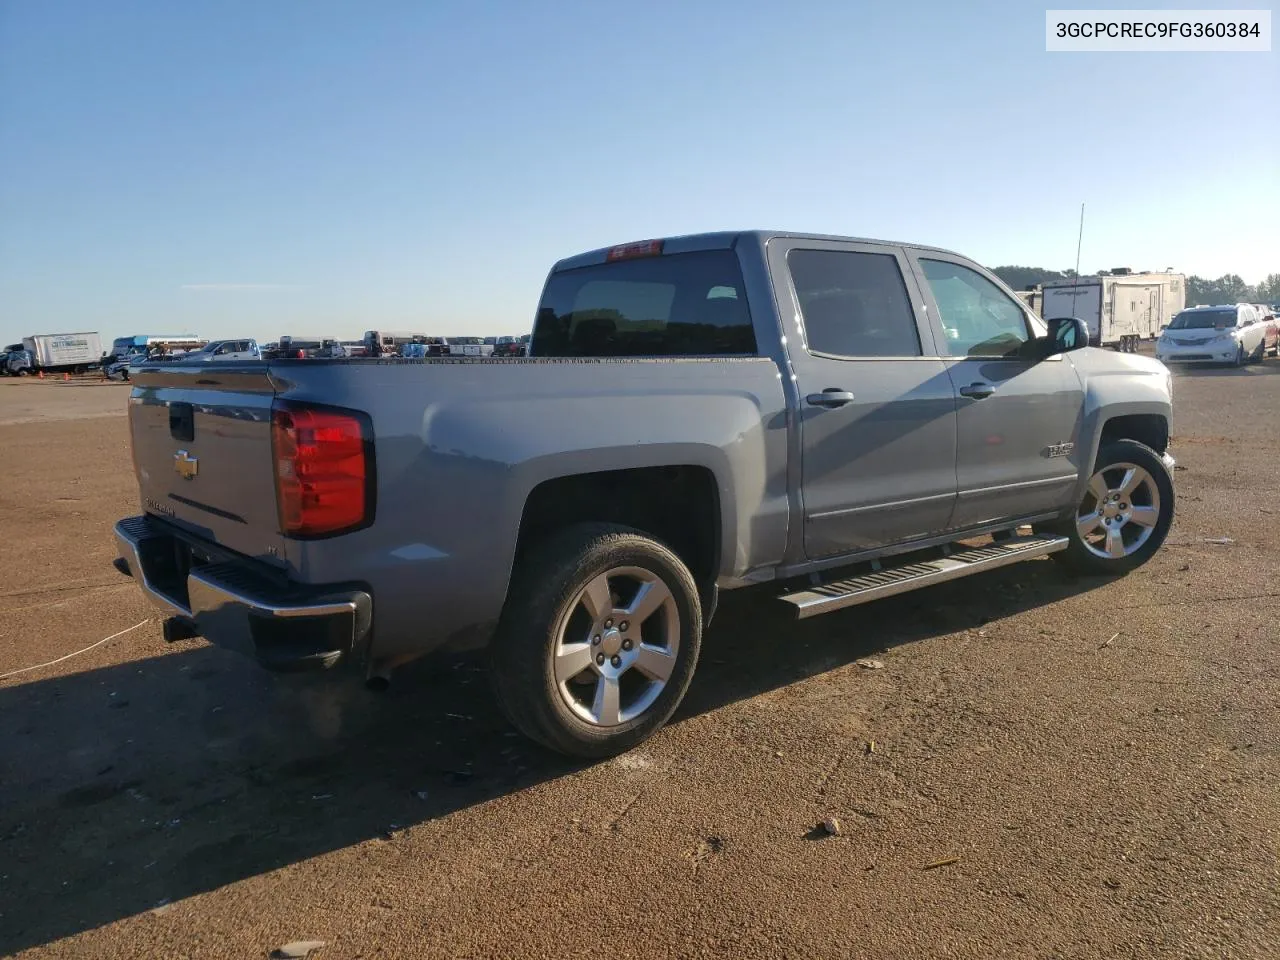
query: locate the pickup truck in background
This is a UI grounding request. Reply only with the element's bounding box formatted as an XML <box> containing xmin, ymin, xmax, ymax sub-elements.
<box><xmin>114</xmin><ymin>230</ymin><xmax>1176</xmax><ymax>757</ymax></box>
<box><xmin>184</xmin><ymin>339</ymin><xmax>262</xmax><ymax>362</ymax></box>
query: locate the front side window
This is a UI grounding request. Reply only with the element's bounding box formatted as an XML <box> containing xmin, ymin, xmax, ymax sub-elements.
<box><xmin>532</xmin><ymin>250</ymin><xmax>756</xmax><ymax>357</ymax></box>
<box><xmin>919</xmin><ymin>259</ymin><xmax>1032</xmax><ymax>358</ymax></box>
<box><xmin>787</xmin><ymin>249</ymin><xmax>922</xmax><ymax>358</ymax></box>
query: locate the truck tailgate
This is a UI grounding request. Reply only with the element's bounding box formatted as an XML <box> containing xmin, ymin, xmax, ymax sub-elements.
<box><xmin>128</xmin><ymin>365</ymin><xmax>287</xmax><ymax>565</ymax></box>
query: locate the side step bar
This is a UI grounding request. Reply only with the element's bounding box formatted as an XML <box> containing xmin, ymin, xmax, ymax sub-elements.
<box><xmin>778</xmin><ymin>534</ymin><xmax>1069</xmax><ymax>619</ymax></box>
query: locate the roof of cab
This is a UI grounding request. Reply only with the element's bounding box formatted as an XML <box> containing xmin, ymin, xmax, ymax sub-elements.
<box><xmin>551</xmin><ymin>230</ymin><xmax>967</xmax><ymax>273</ymax></box>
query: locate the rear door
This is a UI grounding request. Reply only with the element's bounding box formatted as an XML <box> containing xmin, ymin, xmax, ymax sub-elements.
<box><xmin>909</xmin><ymin>251</ymin><xmax>1084</xmax><ymax>529</ymax></box>
<box><xmin>767</xmin><ymin>239</ymin><xmax>959</xmax><ymax>559</ymax></box>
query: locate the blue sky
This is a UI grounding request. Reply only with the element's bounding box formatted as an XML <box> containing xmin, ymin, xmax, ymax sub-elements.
<box><xmin>1</xmin><ymin>0</ymin><xmax>1276</xmax><ymax>347</ymax></box>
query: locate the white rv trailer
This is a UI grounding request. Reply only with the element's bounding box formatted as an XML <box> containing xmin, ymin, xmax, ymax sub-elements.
<box><xmin>1040</xmin><ymin>270</ymin><xmax>1186</xmax><ymax>350</ymax></box>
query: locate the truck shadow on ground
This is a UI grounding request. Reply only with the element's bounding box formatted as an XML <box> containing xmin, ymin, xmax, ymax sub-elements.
<box><xmin>1170</xmin><ymin>361</ymin><xmax>1280</xmax><ymax>377</ymax></box>
<box><xmin>0</xmin><ymin>561</ymin><xmax>1099</xmax><ymax>953</ymax></box>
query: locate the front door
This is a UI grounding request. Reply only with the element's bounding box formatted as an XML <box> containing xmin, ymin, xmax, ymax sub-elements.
<box><xmin>767</xmin><ymin>239</ymin><xmax>959</xmax><ymax>559</ymax></box>
<box><xmin>908</xmin><ymin>252</ymin><xmax>1085</xmax><ymax>529</ymax></box>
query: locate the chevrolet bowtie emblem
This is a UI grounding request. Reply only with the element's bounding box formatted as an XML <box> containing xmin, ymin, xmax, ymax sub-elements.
<box><xmin>174</xmin><ymin>449</ymin><xmax>199</xmax><ymax>480</ymax></box>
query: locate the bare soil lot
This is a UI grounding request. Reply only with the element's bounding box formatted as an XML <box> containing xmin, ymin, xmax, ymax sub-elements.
<box><xmin>1</xmin><ymin>361</ymin><xmax>1276</xmax><ymax>959</ymax></box>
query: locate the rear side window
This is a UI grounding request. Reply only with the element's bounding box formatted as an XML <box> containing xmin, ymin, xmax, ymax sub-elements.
<box><xmin>788</xmin><ymin>250</ymin><xmax>922</xmax><ymax>358</ymax></box>
<box><xmin>532</xmin><ymin>250</ymin><xmax>757</xmax><ymax>357</ymax></box>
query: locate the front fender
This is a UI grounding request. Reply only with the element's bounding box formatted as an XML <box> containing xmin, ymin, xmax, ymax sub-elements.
<box><xmin>1069</xmin><ymin>349</ymin><xmax>1173</xmax><ymax>506</ymax></box>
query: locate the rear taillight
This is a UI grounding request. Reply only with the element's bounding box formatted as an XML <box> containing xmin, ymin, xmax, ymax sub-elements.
<box><xmin>271</xmin><ymin>402</ymin><xmax>373</xmax><ymax>538</ymax></box>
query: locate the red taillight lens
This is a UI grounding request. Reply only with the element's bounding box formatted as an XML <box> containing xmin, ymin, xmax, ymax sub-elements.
<box><xmin>606</xmin><ymin>239</ymin><xmax>664</xmax><ymax>261</ymax></box>
<box><xmin>271</xmin><ymin>403</ymin><xmax>372</xmax><ymax>537</ymax></box>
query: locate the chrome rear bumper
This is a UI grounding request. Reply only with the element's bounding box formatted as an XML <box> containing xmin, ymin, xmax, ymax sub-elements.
<box><xmin>114</xmin><ymin>515</ymin><xmax>371</xmax><ymax>671</ymax></box>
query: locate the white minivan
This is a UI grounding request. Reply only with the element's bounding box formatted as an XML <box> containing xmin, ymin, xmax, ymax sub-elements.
<box><xmin>1156</xmin><ymin>304</ymin><xmax>1265</xmax><ymax>366</ymax></box>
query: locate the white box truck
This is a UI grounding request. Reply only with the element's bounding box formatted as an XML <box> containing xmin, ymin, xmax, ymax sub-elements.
<box><xmin>5</xmin><ymin>332</ymin><xmax>104</xmax><ymax>375</ymax></box>
<box><xmin>1040</xmin><ymin>271</ymin><xmax>1185</xmax><ymax>351</ymax></box>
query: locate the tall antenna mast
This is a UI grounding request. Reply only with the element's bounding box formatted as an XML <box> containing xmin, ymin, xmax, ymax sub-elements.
<box><xmin>1073</xmin><ymin>202</ymin><xmax>1085</xmax><ymax>283</ymax></box>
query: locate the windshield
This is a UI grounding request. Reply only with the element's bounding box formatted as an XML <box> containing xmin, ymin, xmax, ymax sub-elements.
<box><xmin>1168</xmin><ymin>309</ymin><xmax>1236</xmax><ymax>330</ymax></box>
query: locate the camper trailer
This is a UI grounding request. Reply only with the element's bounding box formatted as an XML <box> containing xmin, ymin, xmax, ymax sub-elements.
<box><xmin>1040</xmin><ymin>270</ymin><xmax>1186</xmax><ymax>351</ymax></box>
<box><xmin>1014</xmin><ymin>287</ymin><xmax>1043</xmax><ymax>318</ymax></box>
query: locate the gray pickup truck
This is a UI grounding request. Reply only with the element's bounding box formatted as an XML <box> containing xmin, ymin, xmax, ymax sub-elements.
<box><xmin>114</xmin><ymin>230</ymin><xmax>1176</xmax><ymax>757</ymax></box>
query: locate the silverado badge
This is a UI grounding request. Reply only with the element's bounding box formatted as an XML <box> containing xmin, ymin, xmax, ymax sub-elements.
<box><xmin>174</xmin><ymin>449</ymin><xmax>199</xmax><ymax>480</ymax></box>
<box><xmin>1045</xmin><ymin>441</ymin><xmax>1075</xmax><ymax>459</ymax></box>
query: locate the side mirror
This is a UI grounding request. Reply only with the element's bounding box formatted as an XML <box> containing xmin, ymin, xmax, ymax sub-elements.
<box><xmin>1044</xmin><ymin>316</ymin><xmax>1088</xmax><ymax>355</ymax></box>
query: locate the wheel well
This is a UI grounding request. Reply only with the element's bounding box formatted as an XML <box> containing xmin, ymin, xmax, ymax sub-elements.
<box><xmin>1100</xmin><ymin>414</ymin><xmax>1168</xmax><ymax>454</ymax></box>
<box><xmin>515</xmin><ymin>466</ymin><xmax>721</xmax><ymax>589</ymax></box>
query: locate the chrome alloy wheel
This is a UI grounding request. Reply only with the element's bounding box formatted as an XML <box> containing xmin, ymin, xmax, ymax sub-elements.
<box><xmin>1076</xmin><ymin>463</ymin><xmax>1162</xmax><ymax>560</ymax></box>
<box><xmin>551</xmin><ymin>566</ymin><xmax>680</xmax><ymax>727</ymax></box>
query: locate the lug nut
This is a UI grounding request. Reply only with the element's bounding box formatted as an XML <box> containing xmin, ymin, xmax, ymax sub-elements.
<box><xmin>604</xmin><ymin>618</ymin><xmax>613</xmax><ymax>628</ymax></box>
<box><xmin>622</xmin><ymin>639</ymin><xmax>632</xmax><ymax>651</ymax></box>
<box><xmin>592</xmin><ymin>634</ymin><xmax>601</xmax><ymax>646</ymax></box>
<box><xmin>610</xmin><ymin>655</ymin><xmax>622</xmax><ymax>667</ymax></box>
<box><xmin>595</xmin><ymin>653</ymin><xmax>605</xmax><ymax>665</ymax></box>
<box><xmin>619</xmin><ymin>621</ymin><xmax>629</xmax><ymax>631</ymax></box>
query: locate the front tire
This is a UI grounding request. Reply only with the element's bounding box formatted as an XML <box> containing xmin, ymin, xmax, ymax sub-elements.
<box><xmin>489</xmin><ymin>523</ymin><xmax>702</xmax><ymax>759</ymax></box>
<box><xmin>1045</xmin><ymin>439</ymin><xmax>1174</xmax><ymax>576</ymax></box>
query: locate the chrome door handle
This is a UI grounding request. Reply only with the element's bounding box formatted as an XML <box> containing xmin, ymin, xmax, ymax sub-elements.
<box><xmin>806</xmin><ymin>389</ymin><xmax>856</xmax><ymax>408</ymax></box>
<box><xmin>958</xmin><ymin>382</ymin><xmax>995</xmax><ymax>399</ymax></box>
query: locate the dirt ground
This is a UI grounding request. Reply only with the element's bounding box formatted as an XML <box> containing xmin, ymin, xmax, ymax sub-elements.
<box><xmin>0</xmin><ymin>360</ymin><xmax>1276</xmax><ymax>960</ymax></box>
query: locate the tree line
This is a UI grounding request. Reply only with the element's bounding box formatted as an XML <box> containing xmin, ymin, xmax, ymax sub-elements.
<box><xmin>991</xmin><ymin>267</ymin><xmax>1280</xmax><ymax>307</ymax></box>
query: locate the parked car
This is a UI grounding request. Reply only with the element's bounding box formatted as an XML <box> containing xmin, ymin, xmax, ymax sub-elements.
<box><xmin>107</xmin><ymin>350</ymin><xmax>186</xmax><ymax>381</ymax></box>
<box><xmin>445</xmin><ymin>336</ymin><xmax>494</xmax><ymax>357</ymax></box>
<box><xmin>271</xmin><ymin>336</ymin><xmax>345</xmax><ymax>359</ymax></box>
<box><xmin>114</xmin><ymin>229</ymin><xmax>1176</xmax><ymax>758</ymax></box>
<box><xmin>1251</xmin><ymin>305</ymin><xmax>1278</xmax><ymax>357</ymax></box>
<box><xmin>185</xmin><ymin>339</ymin><xmax>261</xmax><ymax>362</ymax></box>
<box><xmin>362</xmin><ymin>330</ymin><xmax>440</xmax><ymax>357</ymax></box>
<box><xmin>493</xmin><ymin>336</ymin><xmax>526</xmax><ymax>357</ymax></box>
<box><xmin>1155</xmin><ymin>304</ymin><xmax>1266</xmax><ymax>366</ymax></box>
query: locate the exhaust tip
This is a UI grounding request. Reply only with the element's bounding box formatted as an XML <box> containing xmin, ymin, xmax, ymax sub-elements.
<box><xmin>162</xmin><ymin>616</ymin><xmax>201</xmax><ymax>643</ymax></box>
<box><xmin>365</xmin><ymin>675</ymin><xmax>390</xmax><ymax>693</ymax></box>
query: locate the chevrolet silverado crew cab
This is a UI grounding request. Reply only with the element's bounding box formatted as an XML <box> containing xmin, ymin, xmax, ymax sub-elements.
<box><xmin>114</xmin><ymin>231</ymin><xmax>1176</xmax><ymax>758</ymax></box>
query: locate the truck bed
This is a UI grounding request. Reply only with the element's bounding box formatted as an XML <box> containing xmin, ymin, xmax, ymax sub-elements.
<box><xmin>126</xmin><ymin>355</ymin><xmax>790</xmax><ymax>658</ymax></box>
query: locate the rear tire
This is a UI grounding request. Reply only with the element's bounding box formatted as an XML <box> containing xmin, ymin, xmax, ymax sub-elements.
<box><xmin>1042</xmin><ymin>439</ymin><xmax>1174</xmax><ymax>577</ymax></box>
<box><xmin>489</xmin><ymin>523</ymin><xmax>702</xmax><ymax>759</ymax></box>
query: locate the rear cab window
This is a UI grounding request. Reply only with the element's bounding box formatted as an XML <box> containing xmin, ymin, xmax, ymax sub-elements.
<box><xmin>531</xmin><ymin>250</ymin><xmax>757</xmax><ymax>357</ymax></box>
